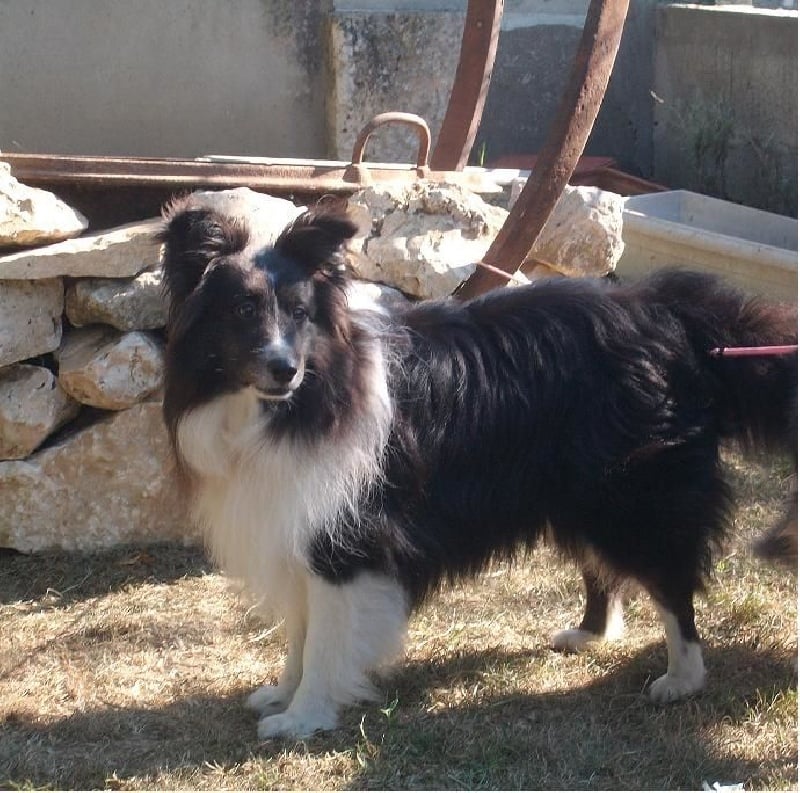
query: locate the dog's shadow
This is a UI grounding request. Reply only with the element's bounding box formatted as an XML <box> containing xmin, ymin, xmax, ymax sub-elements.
<box><xmin>3</xmin><ymin>642</ymin><xmax>795</xmax><ymax>789</ymax></box>
<box><xmin>0</xmin><ymin>542</ymin><xmax>209</xmax><ymax>608</ymax></box>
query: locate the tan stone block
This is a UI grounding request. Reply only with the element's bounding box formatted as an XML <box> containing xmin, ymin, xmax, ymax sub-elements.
<box><xmin>58</xmin><ymin>327</ymin><xmax>164</xmax><ymax>410</ymax></box>
<box><xmin>0</xmin><ymin>219</ymin><xmax>161</xmax><ymax>280</ymax></box>
<box><xmin>0</xmin><ymin>162</ymin><xmax>87</xmax><ymax>247</ymax></box>
<box><xmin>0</xmin><ymin>278</ymin><xmax>63</xmax><ymax>367</ymax></box>
<box><xmin>0</xmin><ymin>364</ymin><xmax>79</xmax><ymax>460</ymax></box>
<box><xmin>0</xmin><ymin>402</ymin><xmax>193</xmax><ymax>551</ymax></box>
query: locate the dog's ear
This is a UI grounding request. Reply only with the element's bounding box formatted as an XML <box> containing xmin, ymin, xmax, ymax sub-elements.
<box><xmin>158</xmin><ymin>204</ymin><xmax>249</xmax><ymax>306</ymax></box>
<box><xmin>274</xmin><ymin>209</ymin><xmax>358</xmax><ymax>276</ymax></box>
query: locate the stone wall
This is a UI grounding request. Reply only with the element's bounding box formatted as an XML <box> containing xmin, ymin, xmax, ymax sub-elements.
<box><xmin>0</xmin><ymin>212</ymin><xmax>187</xmax><ymax>551</ymax></box>
<box><xmin>0</xmin><ymin>176</ymin><xmax>623</xmax><ymax>552</ymax></box>
<box><xmin>0</xmin><ymin>185</ymin><xmax>302</xmax><ymax>552</ymax></box>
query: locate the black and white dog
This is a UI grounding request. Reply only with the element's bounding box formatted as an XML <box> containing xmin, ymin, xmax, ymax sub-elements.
<box><xmin>159</xmin><ymin>199</ymin><xmax>797</xmax><ymax>738</ymax></box>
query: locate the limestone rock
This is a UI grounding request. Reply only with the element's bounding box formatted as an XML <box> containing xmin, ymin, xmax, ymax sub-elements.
<box><xmin>66</xmin><ymin>270</ymin><xmax>168</xmax><ymax>330</ymax></box>
<box><xmin>0</xmin><ymin>162</ymin><xmax>88</xmax><ymax>248</ymax></box>
<box><xmin>57</xmin><ymin>328</ymin><xmax>164</xmax><ymax>410</ymax></box>
<box><xmin>345</xmin><ymin>279</ymin><xmax>411</xmax><ymax>313</ymax></box>
<box><xmin>0</xmin><ymin>364</ymin><xmax>80</xmax><ymax>460</ymax></box>
<box><xmin>515</xmin><ymin>185</ymin><xmax>625</xmax><ymax>278</ymax></box>
<box><xmin>347</xmin><ymin>183</ymin><xmax>509</xmax><ymax>299</ymax></box>
<box><xmin>0</xmin><ymin>219</ymin><xmax>161</xmax><ymax>280</ymax></box>
<box><xmin>0</xmin><ymin>278</ymin><xmax>63</xmax><ymax>367</ymax></box>
<box><xmin>173</xmin><ymin>188</ymin><xmax>304</xmax><ymax>249</ymax></box>
<box><xmin>0</xmin><ymin>402</ymin><xmax>193</xmax><ymax>552</ymax></box>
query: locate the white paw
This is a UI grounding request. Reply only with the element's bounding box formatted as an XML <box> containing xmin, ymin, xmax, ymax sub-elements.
<box><xmin>648</xmin><ymin>671</ymin><xmax>706</xmax><ymax>703</ymax></box>
<box><xmin>551</xmin><ymin>628</ymin><xmax>601</xmax><ymax>653</ymax></box>
<box><xmin>246</xmin><ymin>684</ymin><xmax>293</xmax><ymax>716</ymax></box>
<box><xmin>257</xmin><ymin>705</ymin><xmax>339</xmax><ymax>739</ymax></box>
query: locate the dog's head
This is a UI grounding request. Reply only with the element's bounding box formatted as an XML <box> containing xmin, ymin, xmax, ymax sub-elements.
<box><xmin>159</xmin><ymin>201</ymin><xmax>358</xmax><ymax>405</ymax></box>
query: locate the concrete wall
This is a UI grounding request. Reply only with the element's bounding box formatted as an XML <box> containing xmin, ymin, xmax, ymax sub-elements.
<box><xmin>0</xmin><ymin>0</ymin><xmax>663</xmax><ymax>176</ymax></box>
<box><xmin>326</xmin><ymin>9</ymin><xmax>464</xmax><ymax>163</ymax></box>
<box><xmin>653</xmin><ymin>4</ymin><xmax>797</xmax><ymax>216</ymax></box>
<box><xmin>0</xmin><ymin>0</ymin><xmax>332</xmax><ymax>158</ymax></box>
<box><xmin>473</xmin><ymin>0</ymin><xmax>662</xmax><ymax>177</ymax></box>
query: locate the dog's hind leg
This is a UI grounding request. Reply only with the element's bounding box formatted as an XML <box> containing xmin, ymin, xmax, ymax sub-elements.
<box><xmin>256</xmin><ymin>572</ymin><xmax>409</xmax><ymax>739</ymax></box>
<box><xmin>551</xmin><ymin>567</ymin><xmax>624</xmax><ymax>652</ymax></box>
<box><xmin>647</xmin><ymin>586</ymin><xmax>706</xmax><ymax>703</ymax></box>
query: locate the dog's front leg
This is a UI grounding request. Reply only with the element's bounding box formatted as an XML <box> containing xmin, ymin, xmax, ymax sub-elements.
<box><xmin>256</xmin><ymin>572</ymin><xmax>408</xmax><ymax>739</ymax></box>
<box><xmin>246</xmin><ymin>595</ymin><xmax>307</xmax><ymax>716</ymax></box>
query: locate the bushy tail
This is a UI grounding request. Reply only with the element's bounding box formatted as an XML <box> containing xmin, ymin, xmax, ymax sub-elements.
<box><xmin>753</xmin><ymin>500</ymin><xmax>798</xmax><ymax>569</ymax></box>
<box><xmin>638</xmin><ymin>269</ymin><xmax>797</xmax><ymax>457</ymax></box>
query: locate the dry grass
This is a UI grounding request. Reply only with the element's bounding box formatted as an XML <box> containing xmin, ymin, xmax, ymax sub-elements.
<box><xmin>1</xmin><ymin>451</ymin><xmax>796</xmax><ymax>790</ymax></box>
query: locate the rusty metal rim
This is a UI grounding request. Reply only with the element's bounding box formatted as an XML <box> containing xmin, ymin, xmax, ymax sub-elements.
<box><xmin>430</xmin><ymin>0</ymin><xmax>504</xmax><ymax>171</ymax></box>
<box><xmin>455</xmin><ymin>0</ymin><xmax>631</xmax><ymax>299</ymax></box>
<box><xmin>0</xmin><ymin>150</ymin><xmax>496</xmax><ymax>195</ymax></box>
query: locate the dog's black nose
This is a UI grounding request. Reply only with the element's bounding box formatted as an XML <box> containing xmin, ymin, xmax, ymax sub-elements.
<box><xmin>267</xmin><ymin>358</ymin><xmax>298</xmax><ymax>384</ymax></box>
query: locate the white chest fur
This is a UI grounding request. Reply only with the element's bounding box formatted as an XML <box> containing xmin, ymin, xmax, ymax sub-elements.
<box><xmin>175</xmin><ymin>367</ymin><xmax>391</xmax><ymax>615</ymax></box>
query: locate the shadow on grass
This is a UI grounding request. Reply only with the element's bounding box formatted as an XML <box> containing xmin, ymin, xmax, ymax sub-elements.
<box><xmin>0</xmin><ymin>542</ymin><xmax>210</xmax><ymax>608</ymax></box>
<box><xmin>2</xmin><ymin>642</ymin><xmax>795</xmax><ymax>790</ymax></box>
<box><xmin>374</xmin><ymin>643</ymin><xmax>798</xmax><ymax>790</ymax></box>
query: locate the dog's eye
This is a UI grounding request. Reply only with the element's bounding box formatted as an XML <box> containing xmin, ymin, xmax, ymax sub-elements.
<box><xmin>292</xmin><ymin>305</ymin><xmax>309</xmax><ymax>322</ymax></box>
<box><xmin>234</xmin><ymin>300</ymin><xmax>257</xmax><ymax>319</ymax></box>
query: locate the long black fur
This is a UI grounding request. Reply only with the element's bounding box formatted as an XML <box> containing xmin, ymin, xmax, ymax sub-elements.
<box><xmin>306</xmin><ymin>268</ymin><xmax>796</xmax><ymax>613</ymax></box>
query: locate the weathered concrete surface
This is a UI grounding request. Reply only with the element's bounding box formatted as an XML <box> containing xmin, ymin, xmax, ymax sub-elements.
<box><xmin>327</xmin><ymin>11</ymin><xmax>463</xmax><ymax>163</ymax></box>
<box><xmin>0</xmin><ymin>0</ymin><xmax>328</xmax><ymax>159</ymax></box>
<box><xmin>65</xmin><ymin>271</ymin><xmax>167</xmax><ymax>331</ymax></box>
<box><xmin>57</xmin><ymin>328</ymin><xmax>164</xmax><ymax>410</ymax></box>
<box><xmin>0</xmin><ymin>220</ymin><xmax>161</xmax><ymax>280</ymax></box>
<box><xmin>0</xmin><ymin>162</ymin><xmax>87</xmax><ymax>248</ymax></box>
<box><xmin>327</xmin><ymin>2</ymin><xmax>663</xmax><ymax>181</ymax></box>
<box><xmin>0</xmin><ymin>278</ymin><xmax>63</xmax><ymax>367</ymax></box>
<box><xmin>474</xmin><ymin>20</ymin><xmax>583</xmax><ymax>167</ymax></box>
<box><xmin>0</xmin><ymin>402</ymin><xmax>193</xmax><ymax>552</ymax></box>
<box><xmin>654</xmin><ymin>5</ymin><xmax>797</xmax><ymax>216</ymax></box>
<box><xmin>0</xmin><ymin>364</ymin><xmax>79</xmax><ymax>460</ymax></box>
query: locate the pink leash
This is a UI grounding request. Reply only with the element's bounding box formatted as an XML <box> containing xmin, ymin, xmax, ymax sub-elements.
<box><xmin>708</xmin><ymin>345</ymin><xmax>798</xmax><ymax>358</ymax></box>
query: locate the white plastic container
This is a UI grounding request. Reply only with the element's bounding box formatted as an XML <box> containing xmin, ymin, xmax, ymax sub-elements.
<box><xmin>617</xmin><ymin>190</ymin><xmax>797</xmax><ymax>301</ymax></box>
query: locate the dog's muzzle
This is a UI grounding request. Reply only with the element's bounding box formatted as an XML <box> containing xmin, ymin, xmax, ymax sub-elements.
<box><xmin>249</xmin><ymin>348</ymin><xmax>304</xmax><ymax>401</ymax></box>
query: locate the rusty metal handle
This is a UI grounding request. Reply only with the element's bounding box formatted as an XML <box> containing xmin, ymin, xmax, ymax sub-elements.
<box><xmin>350</xmin><ymin>112</ymin><xmax>432</xmax><ymax>169</ymax></box>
